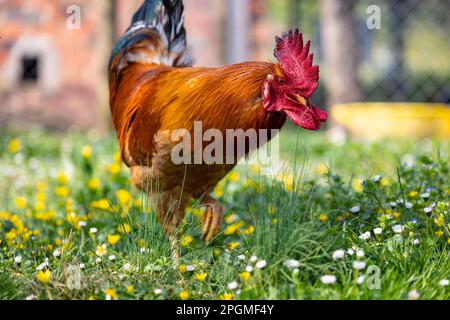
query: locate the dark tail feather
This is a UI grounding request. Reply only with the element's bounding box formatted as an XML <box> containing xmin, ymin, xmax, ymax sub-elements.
<box><xmin>109</xmin><ymin>0</ymin><xmax>192</xmax><ymax>93</ymax></box>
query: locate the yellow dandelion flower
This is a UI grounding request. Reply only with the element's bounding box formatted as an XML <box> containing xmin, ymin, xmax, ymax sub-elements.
<box><xmin>117</xmin><ymin>223</ymin><xmax>131</xmax><ymax>234</ymax></box>
<box><xmin>35</xmin><ymin>210</ymin><xmax>56</xmax><ymax>221</ymax></box>
<box><xmin>107</xmin><ymin>234</ymin><xmax>121</xmax><ymax>246</ymax></box>
<box><xmin>36</xmin><ymin>270</ymin><xmax>52</xmax><ymax>284</ymax></box>
<box><xmin>195</xmin><ymin>272</ymin><xmax>208</xmax><ymax>282</ymax></box>
<box><xmin>113</xmin><ymin>152</ymin><xmax>121</xmax><ymax>163</ymax></box>
<box><xmin>408</xmin><ymin>191</ymin><xmax>418</xmax><ymax>198</ymax></box>
<box><xmin>91</xmin><ymin>199</ymin><xmax>111</xmax><ymax>211</ymax></box>
<box><xmin>0</xmin><ymin>210</ymin><xmax>11</xmax><ymax>220</ymax></box>
<box><xmin>219</xmin><ymin>293</ymin><xmax>233</xmax><ymax>300</ymax></box>
<box><xmin>315</xmin><ymin>163</ymin><xmax>328</xmax><ymax>176</ymax></box>
<box><xmin>352</xmin><ymin>178</ymin><xmax>364</xmax><ymax>193</ymax></box>
<box><xmin>434</xmin><ymin>215</ymin><xmax>444</xmax><ymax>227</ymax></box>
<box><xmin>15</xmin><ymin>196</ymin><xmax>27</xmax><ymax>209</ymax></box>
<box><xmin>178</xmin><ymin>264</ymin><xmax>187</xmax><ymax>273</ymax></box>
<box><xmin>319</xmin><ymin>213</ymin><xmax>328</xmax><ymax>223</ymax></box>
<box><xmin>36</xmin><ymin>181</ymin><xmax>47</xmax><ymax>192</ymax></box>
<box><xmin>105</xmin><ymin>288</ymin><xmax>118</xmax><ymax>300</ymax></box>
<box><xmin>227</xmin><ymin>242</ymin><xmax>240</xmax><ymax>250</ymax></box>
<box><xmin>392</xmin><ymin>211</ymin><xmax>401</xmax><ymax>219</ymax></box>
<box><xmin>380</xmin><ymin>177</ymin><xmax>390</xmax><ymax>187</ymax></box>
<box><xmin>250</xmin><ymin>164</ymin><xmax>261</xmax><ymax>175</ymax></box>
<box><xmin>436</xmin><ymin>230</ymin><xmax>444</xmax><ymax>238</ymax></box>
<box><xmin>7</xmin><ymin>231</ymin><xmax>19</xmax><ymax>243</ymax></box>
<box><xmin>243</xmin><ymin>225</ymin><xmax>255</xmax><ymax>235</ymax></box>
<box><xmin>81</xmin><ymin>145</ymin><xmax>93</xmax><ymax>159</ymax></box>
<box><xmin>214</xmin><ymin>185</ymin><xmax>224</xmax><ymax>198</ymax></box>
<box><xmin>225</xmin><ymin>214</ymin><xmax>238</xmax><ymax>224</ymax></box>
<box><xmin>137</xmin><ymin>239</ymin><xmax>146</xmax><ymax>248</ymax></box>
<box><xmin>180</xmin><ymin>235</ymin><xmax>193</xmax><ymax>247</ymax></box>
<box><xmin>239</xmin><ymin>271</ymin><xmax>251</xmax><ymax>281</ymax></box>
<box><xmin>224</xmin><ymin>225</ymin><xmax>239</xmax><ymax>236</ymax></box>
<box><xmin>179</xmin><ymin>290</ymin><xmax>190</xmax><ymax>300</ymax></box>
<box><xmin>109</xmin><ymin>163</ymin><xmax>121</xmax><ymax>174</ymax></box>
<box><xmin>36</xmin><ymin>192</ymin><xmax>46</xmax><ymax>202</ymax></box>
<box><xmin>272</xmin><ymin>218</ymin><xmax>278</xmax><ymax>225</ymax></box>
<box><xmin>133</xmin><ymin>198</ymin><xmax>142</xmax><ymax>208</ymax></box>
<box><xmin>8</xmin><ymin>138</ymin><xmax>21</xmax><ymax>154</ymax></box>
<box><xmin>192</xmin><ymin>208</ymin><xmax>204</xmax><ymax>218</ymax></box>
<box><xmin>87</xmin><ymin>178</ymin><xmax>101</xmax><ymax>190</ymax></box>
<box><xmin>127</xmin><ymin>285</ymin><xmax>135</xmax><ymax>294</ymax></box>
<box><xmin>96</xmin><ymin>244</ymin><xmax>107</xmax><ymax>257</ymax></box>
<box><xmin>229</xmin><ymin>171</ymin><xmax>240</xmax><ymax>183</ymax></box>
<box><xmin>57</xmin><ymin>171</ymin><xmax>70</xmax><ymax>184</ymax></box>
<box><xmin>55</xmin><ymin>186</ymin><xmax>69</xmax><ymax>197</ymax></box>
<box><xmin>116</xmin><ymin>189</ymin><xmax>132</xmax><ymax>207</ymax></box>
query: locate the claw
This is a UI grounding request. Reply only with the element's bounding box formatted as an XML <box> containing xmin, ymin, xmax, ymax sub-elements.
<box><xmin>199</xmin><ymin>196</ymin><xmax>223</xmax><ymax>243</ymax></box>
<box><xmin>201</xmin><ymin>208</ymin><xmax>213</xmax><ymax>240</ymax></box>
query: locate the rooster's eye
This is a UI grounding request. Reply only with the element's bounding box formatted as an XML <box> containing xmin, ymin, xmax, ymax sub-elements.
<box><xmin>278</xmin><ymin>78</ymin><xmax>284</xmax><ymax>85</ymax></box>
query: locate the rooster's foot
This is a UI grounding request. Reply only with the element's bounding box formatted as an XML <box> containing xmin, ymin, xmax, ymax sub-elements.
<box><xmin>200</xmin><ymin>195</ymin><xmax>223</xmax><ymax>243</ymax></box>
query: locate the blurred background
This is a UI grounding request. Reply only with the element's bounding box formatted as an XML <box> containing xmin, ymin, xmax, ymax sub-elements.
<box><xmin>0</xmin><ymin>0</ymin><xmax>449</xmax><ymax>136</ymax></box>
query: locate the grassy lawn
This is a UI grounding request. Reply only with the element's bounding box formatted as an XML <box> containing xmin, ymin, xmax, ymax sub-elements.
<box><xmin>0</xmin><ymin>127</ymin><xmax>449</xmax><ymax>300</ymax></box>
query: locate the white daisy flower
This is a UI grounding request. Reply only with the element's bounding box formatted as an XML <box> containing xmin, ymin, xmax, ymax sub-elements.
<box><xmin>420</xmin><ymin>193</ymin><xmax>430</xmax><ymax>199</ymax></box>
<box><xmin>408</xmin><ymin>290</ymin><xmax>420</xmax><ymax>300</ymax></box>
<box><xmin>356</xmin><ymin>275</ymin><xmax>365</xmax><ymax>285</ymax></box>
<box><xmin>14</xmin><ymin>255</ymin><xmax>22</xmax><ymax>264</ymax></box>
<box><xmin>256</xmin><ymin>260</ymin><xmax>267</xmax><ymax>269</ymax></box>
<box><xmin>359</xmin><ymin>231</ymin><xmax>371</xmax><ymax>240</ymax></box>
<box><xmin>439</xmin><ymin>279</ymin><xmax>449</xmax><ymax>287</ymax></box>
<box><xmin>95</xmin><ymin>257</ymin><xmax>102</xmax><ymax>263</ymax></box>
<box><xmin>78</xmin><ymin>221</ymin><xmax>87</xmax><ymax>228</ymax></box>
<box><xmin>237</xmin><ymin>254</ymin><xmax>246</xmax><ymax>261</ymax></box>
<box><xmin>332</xmin><ymin>250</ymin><xmax>345</xmax><ymax>260</ymax></box>
<box><xmin>424</xmin><ymin>207</ymin><xmax>432</xmax><ymax>214</ymax></box>
<box><xmin>186</xmin><ymin>265</ymin><xmax>195</xmax><ymax>272</ymax></box>
<box><xmin>392</xmin><ymin>224</ymin><xmax>404</xmax><ymax>234</ymax></box>
<box><xmin>89</xmin><ymin>227</ymin><xmax>98</xmax><ymax>234</ymax></box>
<box><xmin>284</xmin><ymin>259</ymin><xmax>301</xmax><ymax>268</ymax></box>
<box><xmin>250</xmin><ymin>255</ymin><xmax>258</xmax><ymax>263</ymax></box>
<box><xmin>123</xmin><ymin>263</ymin><xmax>131</xmax><ymax>272</ymax></box>
<box><xmin>413</xmin><ymin>239</ymin><xmax>420</xmax><ymax>245</ymax></box>
<box><xmin>79</xmin><ymin>263</ymin><xmax>85</xmax><ymax>269</ymax></box>
<box><xmin>372</xmin><ymin>175</ymin><xmax>382</xmax><ymax>183</ymax></box>
<box><xmin>356</xmin><ymin>250</ymin><xmax>365</xmax><ymax>258</ymax></box>
<box><xmin>352</xmin><ymin>261</ymin><xmax>366</xmax><ymax>270</ymax></box>
<box><xmin>228</xmin><ymin>281</ymin><xmax>238</xmax><ymax>290</ymax></box>
<box><xmin>108</xmin><ymin>255</ymin><xmax>116</xmax><ymax>261</ymax></box>
<box><xmin>320</xmin><ymin>275</ymin><xmax>336</xmax><ymax>285</ymax></box>
<box><xmin>405</xmin><ymin>202</ymin><xmax>413</xmax><ymax>209</ymax></box>
<box><xmin>53</xmin><ymin>249</ymin><xmax>61</xmax><ymax>258</ymax></box>
<box><xmin>373</xmin><ymin>227</ymin><xmax>382</xmax><ymax>235</ymax></box>
<box><xmin>245</xmin><ymin>265</ymin><xmax>253</xmax><ymax>273</ymax></box>
<box><xmin>347</xmin><ymin>248</ymin><xmax>355</xmax><ymax>256</ymax></box>
<box><xmin>154</xmin><ymin>288</ymin><xmax>163</xmax><ymax>295</ymax></box>
<box><xmin>349</xmin><ymin>206</ymin><xmax>360</xmax><ymax>214</ymax></box>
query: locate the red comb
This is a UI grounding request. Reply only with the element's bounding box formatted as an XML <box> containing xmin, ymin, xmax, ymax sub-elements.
<box><xmin>274</xmin><ymin>29</ymin><xmax>319</xmax><ymax>98</ymax></box>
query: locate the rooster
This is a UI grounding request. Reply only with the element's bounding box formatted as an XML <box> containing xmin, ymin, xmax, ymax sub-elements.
<box><xmin>109</xmin><ymin>0</ymin><xmax>327</xmax><ymax>259</ymax></box>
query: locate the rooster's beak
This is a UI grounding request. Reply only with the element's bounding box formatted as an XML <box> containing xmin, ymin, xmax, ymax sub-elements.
<box><xmin>294</xmin><ymin>94</ymin><xmax>307</xmax><ymax>106</ymax></box>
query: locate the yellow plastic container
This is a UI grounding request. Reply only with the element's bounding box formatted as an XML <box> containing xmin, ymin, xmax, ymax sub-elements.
<box><xmin>332</xmin><ymin>103</ymin><xmax>450</xmax><ymax>139</ymax></box>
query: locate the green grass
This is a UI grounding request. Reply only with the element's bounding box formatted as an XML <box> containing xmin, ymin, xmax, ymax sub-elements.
<box><xmin>0</xmin><ymin>127</ymin><xmax>449</xmax><ymax>300</ymax></box>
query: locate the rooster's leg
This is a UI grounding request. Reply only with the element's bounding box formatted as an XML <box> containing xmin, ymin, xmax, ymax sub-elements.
<box><xmin>154</xmin><ymin>187</ymin><xmax>190</xmax><ymax>263</ymax></box>
<box><xmin>200</xmin><ymin>194</ymin><xmax>223</xmax><ymax>243</ymax></box>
